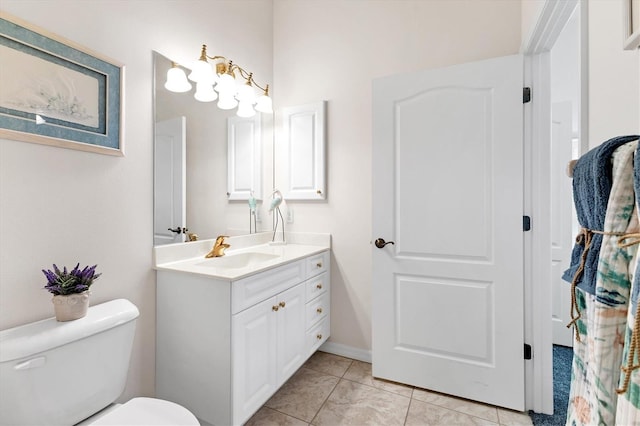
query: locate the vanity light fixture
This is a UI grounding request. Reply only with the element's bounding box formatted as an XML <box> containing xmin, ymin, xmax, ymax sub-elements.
<box><xmin>165</xmin><ymin>44</ymin><xmax>273</xmax><ymax>117</ymax></box>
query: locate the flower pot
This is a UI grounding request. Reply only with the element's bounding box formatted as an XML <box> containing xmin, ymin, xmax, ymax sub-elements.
<box><xmin>52</xmin><ymin>291</ymin><xmax>90</xmax><ymax>322</ymax></box>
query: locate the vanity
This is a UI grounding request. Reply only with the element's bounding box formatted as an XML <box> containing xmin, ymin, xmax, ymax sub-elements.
<box><xmin>153</xmin><ymin>233</ymin><xmax>331</xmax><ymax>425</ymax></box>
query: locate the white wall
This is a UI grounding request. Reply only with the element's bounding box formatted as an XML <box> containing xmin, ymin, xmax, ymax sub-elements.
<box><xmin>0</xmin><ymin>0</ymin><xmax>272</xmax><ymax>401</ymax></box>
<box><xmin>521</xmin><ymin>0</ymin><xmax>548</xmax><ymax>50</ymax></box>
<box><xmin>588</xmin><ymin>0</ymin><xmax>639</xmax><ymax>146</ymax></box>
<box><xmin>272</xmin><ymin>0</ymin><xmax>522</xmax><ymax>352</ymax></box>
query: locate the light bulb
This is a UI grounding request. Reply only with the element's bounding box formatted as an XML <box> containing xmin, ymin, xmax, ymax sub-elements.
<box><xmin>215</xmin><ymin>72</ymin><xmax>236</xmax><ymax>93</ymax></box>
<box><xmin>217</xmin><ymin>92</ymin><xmax>238</xmax><ymax>110</ymax></box>
<box><xmin>236</xmin><ymin>82</ymin><xmax>256</xmax><ymax>103</ymax></box>
<box><xmin>194</xmin><ymin>82</ymin><xmax>217</xmax><ymax>102</ymax></box>
<box><xmin>255</xmin><ymin>94</ymin><xmax>273</xmax><ymax>113</ymax></box>
<box><xmin>188</xmin><ymin>59</ymin><xmax>215</xmax><ymax>83</ymax></box>
<box><xmin>237</xmin><ymin>100</ymin><xmax>256</xmax><ymax>117</ymax></box>
<box><xmin>164</xmin><ymin>66</ymin><xmax>192</xmax><ymax>93</ymax></box>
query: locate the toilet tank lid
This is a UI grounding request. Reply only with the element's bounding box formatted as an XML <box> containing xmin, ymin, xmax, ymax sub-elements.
<box><xmin>0</xmin><ymin>299</ymin><xmax>139</xmax><ymax>362</ymax></box>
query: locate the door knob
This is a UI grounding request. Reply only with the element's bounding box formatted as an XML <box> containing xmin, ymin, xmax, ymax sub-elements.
<box><xmin>375</xmin><ymin>238</ymin><xmax>395</xmax><ymax>248</ymax></box>
<box><xmin>168</xmin><ymin>227</ymin><xmax>183</xmax><ymax>234</ymax></box>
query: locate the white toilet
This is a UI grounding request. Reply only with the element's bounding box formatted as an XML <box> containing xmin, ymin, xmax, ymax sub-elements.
<box><xmin>0</xmin><ymin>299</ymin><xmax>199</xmax><ymax>425</ymax></box>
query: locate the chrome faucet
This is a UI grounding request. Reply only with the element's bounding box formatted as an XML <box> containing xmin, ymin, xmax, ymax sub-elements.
<box><xmin>205</xmin><ymin>235</ymin><xmax>230</xmax><ymax>258</ymax></box>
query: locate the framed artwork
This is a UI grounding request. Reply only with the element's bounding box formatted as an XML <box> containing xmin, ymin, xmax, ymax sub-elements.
<box><xmin>0</xmin><ymin>12</ymin><xmax>124</xmax><ymax>155</ymax></box>
<box><xmin>623</xmin><ymin>0</ymin><xmax>640</xmax><ymax>50</ymax></box>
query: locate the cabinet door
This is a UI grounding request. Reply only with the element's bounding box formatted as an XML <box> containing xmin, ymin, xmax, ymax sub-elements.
<box><xmin>280</xmin><ymin>101</ymin><xmax>326</xmax><ymax>200</ymax></box>
<box><xmin>232</xmin><ymin>296</ymin><xmax>277</xmax><ymax>424</ymax></box>
<box><xmin>227</xmin><ymin>114</ymin><xmax>262</xmax><ymax>200</ymax></box>
<box><xmin>276</xmin><ymin>283</ymin><xmax>307</xmax><ymax>383</ymax></box>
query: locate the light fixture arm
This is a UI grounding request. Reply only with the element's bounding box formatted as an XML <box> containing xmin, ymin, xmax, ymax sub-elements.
<box><xmin>199</xmin><ymin>44</ymin><xmax>269</xmax><ymax>94</ymax></box>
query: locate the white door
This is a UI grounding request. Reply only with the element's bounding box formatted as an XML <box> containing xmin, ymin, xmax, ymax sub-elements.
<box><xmin>154</xmin><ymin>117</ymin><xmax>186</xmax><ymax>245</ymax></box>
<box><xmin>372</xmin><ymin>54</ymin><xmax>525</xmax><ymax>411</ymax></box>
<box><xmin>551</xmin><ymin>102</ymin><xmax>575</xmax><ymax>347</ymax></box>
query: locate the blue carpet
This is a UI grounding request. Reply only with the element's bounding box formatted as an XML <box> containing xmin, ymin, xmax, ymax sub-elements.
<box><xmin>529</xmin><ymin>345</ymin><xmax>573</xmax><ymax>425</ymax></box>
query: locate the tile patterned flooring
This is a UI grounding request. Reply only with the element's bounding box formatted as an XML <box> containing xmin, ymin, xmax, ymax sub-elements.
<box><xmin>245</xmin><ymin>351</ymin><xmax>534</xmax><ymax>426</ymax></box>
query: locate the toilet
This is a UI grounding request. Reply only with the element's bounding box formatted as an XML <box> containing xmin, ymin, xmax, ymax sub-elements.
<box><xmin>0</xmin><ymin>299</ymin><xmax>199</xmax><ymax>425</ymax></box>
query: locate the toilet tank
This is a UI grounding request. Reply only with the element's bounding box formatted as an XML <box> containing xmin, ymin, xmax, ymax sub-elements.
<box><xmin>0</xmin><ymin>299</ymin><xmax>140</xmax><ymax>426</ymax></box>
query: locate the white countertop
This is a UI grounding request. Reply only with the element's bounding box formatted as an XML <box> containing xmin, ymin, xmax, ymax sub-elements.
<box><xmin>153</xmin><ymin>232</ymin><xmax>331</xmax><ymax>280</ymax></box>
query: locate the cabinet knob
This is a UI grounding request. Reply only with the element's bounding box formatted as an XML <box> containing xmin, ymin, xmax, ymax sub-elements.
<box><xmin>316</xmin><ymin>307</ymin><xmax>323</xmax><ymax>314</ymax></box>
<box><xmin>316</xmin><ymin>283</ymin><xmax>323</xmax><ymax>290</ymax></box>
<box><xmin>316</xmin><ymin>334</ymin><xmax>323</xmax><ymax>340</ymax></box>
<box><xmin>272</xmin><ymin>305</ymin><xmax>279</xmax><ymax>312</ymax></box>
<box><xmin>316</xmin><ymin>262</ymin><xmax>322</xmax><ymax>268</ymax></box>
<box><xmin>279</xmin><ymin>301</ymin><xmax>286</xmax><ymax>308</ymax></box>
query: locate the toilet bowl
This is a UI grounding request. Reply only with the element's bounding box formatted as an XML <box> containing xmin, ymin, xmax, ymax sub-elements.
<box><xmin>78</xmin><ymin>397</ymin><xmax>199</xmax><ymax>425</ymax></box>
<box><xmin>0</xmin><ymin>299</ymin><xmax>199</xmax><ymax>425</ymax></box>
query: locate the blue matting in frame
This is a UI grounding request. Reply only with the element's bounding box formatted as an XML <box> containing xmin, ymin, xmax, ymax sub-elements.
<box><xmin>0</xmin><ymin>16</ymin><xmax>122</xmax><ymax>153</ymax></box>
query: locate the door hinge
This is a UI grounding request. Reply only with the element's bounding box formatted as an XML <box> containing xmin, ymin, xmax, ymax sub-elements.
<box><xmin>523</xmin><ymin>87</ymin><xmax>531</xmax><ymax>104</ymax></box>
<box><xmin>524</xmin><ymin>344</ymin><xmax>532</xmax><ymax>360</ymax></box>
<box><xmin>523</xmin><ymin>216</ymin><xmax>531</xmax><ymax>231</ymax></box>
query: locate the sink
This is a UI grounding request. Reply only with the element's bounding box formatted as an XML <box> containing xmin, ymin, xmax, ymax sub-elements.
<box><xmin>195</xmin><ymin>252</ymin><xmax>280</xmax><ymax>269</ymax></box>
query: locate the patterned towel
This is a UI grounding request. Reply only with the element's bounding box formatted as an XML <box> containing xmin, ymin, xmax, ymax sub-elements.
<box><xmin>566</xmin><ymin>141</ymin><xmax>639</xmax><ymax>425</ymax></box>
<box><xmin>615</xmin><ymin>141</ymin><xmax>640</xmax><ymax>425</ymax></box>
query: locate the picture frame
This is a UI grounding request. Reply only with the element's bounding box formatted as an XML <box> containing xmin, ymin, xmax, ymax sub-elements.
<box><xmin>623</xmin><ymin>0</ymin><xmax>640</xmax><ymax>50</ymax></box>
<box><xmin>0</xmin><ymin>12</ymin><xmax>124</xmax><ymax>156</ymax></box>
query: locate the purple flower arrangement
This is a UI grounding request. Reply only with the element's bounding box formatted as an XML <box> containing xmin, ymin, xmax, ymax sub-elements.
<box><xmin>42</xmin><ymin>263</ymin><xmax>101</xmax><ymax>296</ymax></box>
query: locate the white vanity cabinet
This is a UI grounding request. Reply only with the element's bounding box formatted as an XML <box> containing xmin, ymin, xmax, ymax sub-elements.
<box><xmin>232</xmin><ymin>280</ymin><xmax>306</xmax><ymax>422</ymax></box>
<box><xmin>156</xmin><ymin>249</ymin><xmax>330</xmax><ymax>426</ymax></box>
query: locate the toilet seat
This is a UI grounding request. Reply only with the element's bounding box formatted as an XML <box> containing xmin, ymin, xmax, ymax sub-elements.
<box><xmin>88</xmin><ymin>397</ymin><xmax>199</xmax><ymax>425</ymax></box>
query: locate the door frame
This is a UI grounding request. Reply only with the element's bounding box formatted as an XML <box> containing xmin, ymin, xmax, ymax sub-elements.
<box><xmin>522</xmin><ymin>0</ymin><xmax>585</xmax><ymax>414</ymax></box>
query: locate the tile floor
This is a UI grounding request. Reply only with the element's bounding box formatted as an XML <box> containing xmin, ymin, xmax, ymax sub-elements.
<box><xmin>245</xmin><ymin>351</ymin><xmax>534</xmax><ymax>426</ymax></box>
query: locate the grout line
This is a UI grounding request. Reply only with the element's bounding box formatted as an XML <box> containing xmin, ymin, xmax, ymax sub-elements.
<box><xmin>309</xmin><ymin>376</ymin><xmax>341</xmax><ymax>425</ymax></box>
<box><xmin>403</xmin><ymin>398</ymin><xmax>413</xmax><ymax>425</ymax></box>
<box><xmin>341</xmin><ymin>359</ymin><xmax>353</xmax><ymax>378</ymax></box>
<box><xmin>268</xmin><ymin>407</ymin><xmax>310</xmax><ymax>425</ymax></box>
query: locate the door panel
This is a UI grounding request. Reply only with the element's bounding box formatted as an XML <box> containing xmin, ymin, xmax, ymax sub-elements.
<box><xmin>372</xmin><ymin>54</ymin><xmax>524</xmax><ymax>411</ymax></box>
<box><xmin>276</xmin><ymin>283</ymin><xmax>307</xmax><ymax>383</ymax></box>
<box><xmin>397</xmin><ymin>87</ymin><xmax>492</xmax><ymax>260</ymax></box>
<box><xmin>395</xmin><ymin>275</ymin><xmax>493</xmax><ymax>363</ymax></box>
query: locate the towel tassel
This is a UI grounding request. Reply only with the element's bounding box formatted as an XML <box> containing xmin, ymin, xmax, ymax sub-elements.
<box><xmin>567</xmin><ymin>228</ymin><xmax>626</xmax><ymax>342</ymax></box>
<box><xmin>616</xmin><ymin>297</ymin><xmax>640</xmax><ymax>394</ymax></box>
<box><xmin>614</xmin><ymin>231</ymin><xmax>640</xmax><ymax>394</ymax></box>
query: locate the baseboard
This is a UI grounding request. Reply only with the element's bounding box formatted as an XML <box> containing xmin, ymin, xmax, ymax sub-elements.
<box><xmin>319</xmin><ymin>341</ymin><xmax>372</xmax><ymax>363</ymax></box>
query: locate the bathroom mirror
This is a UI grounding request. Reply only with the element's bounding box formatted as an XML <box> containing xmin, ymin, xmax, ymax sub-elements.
<box><xmin>153</xmin><ymin>52</ymin><xmax>235</xmax><ymax>245</ymax></box>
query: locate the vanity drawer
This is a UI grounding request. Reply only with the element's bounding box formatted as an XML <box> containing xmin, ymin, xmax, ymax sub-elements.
<box><xmin>232</xmin><ymin>260</ymin><xmax>305</xmax><ymax>314</ymax></box>
<box><xmin>306</xmin><ymin>291</ymin><xmax>329</xmax><ymax>330</ymax></box>
<box><xmin>306</xmin><ymin>251</ymin><xmax>329</xmax><ymax>279</ymax></box>
<box><xmin>307</xmin><ymin>318</ymin><xmax>330</xmax><ymax>356</ymax></box>
<box><xmin>305</xmin><ymin>272</ymin><xmax>328</xmax><ymax>302</ymax></box>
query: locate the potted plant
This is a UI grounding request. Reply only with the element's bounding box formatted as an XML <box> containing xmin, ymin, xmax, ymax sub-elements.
<box><xmin>42</xmin><ymin>263</ymin><xmax>101</xmax><ymax>321</ymax></box>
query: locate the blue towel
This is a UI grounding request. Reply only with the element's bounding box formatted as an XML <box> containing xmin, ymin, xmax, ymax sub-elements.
<box><xmin>562</xmin><ymin>135</ymin><xmax>640</xmax><ymax>295</ymax></box>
